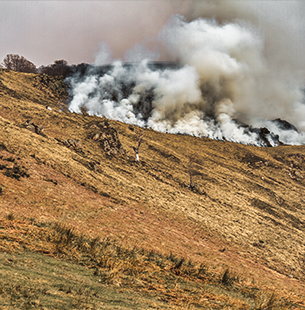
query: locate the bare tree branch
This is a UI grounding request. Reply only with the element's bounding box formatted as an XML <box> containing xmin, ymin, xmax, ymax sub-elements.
<box><xmin>132</xmin><ymin>132</ymin><xmax>144</xmax><ymax>162</ymax></box>
<box><xmin>188</xmin><ymin>155</ymin><xmax>202</xmax><ymax>189</ymax></box>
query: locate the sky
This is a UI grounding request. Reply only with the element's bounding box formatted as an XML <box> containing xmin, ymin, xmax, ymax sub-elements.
<box><xmin>0</xmin><ymin>1</ymin><xmax>190</xmax><ymax>67</ymax></box>
<box><xmin>0</xmin><ymin>1</ymin><xmax>305</xmax><ymax>69</ymax></box>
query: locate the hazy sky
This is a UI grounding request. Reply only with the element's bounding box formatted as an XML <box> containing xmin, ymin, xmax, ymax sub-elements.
<box><xmin>1</xmin><ymin>1</ymin><xmax>305</xmax><ymax>68</ymax></box>
<box><xmin>0</xmin><ymin>1</ymin><xmax>190</xmax><ymax>66</ymax></box>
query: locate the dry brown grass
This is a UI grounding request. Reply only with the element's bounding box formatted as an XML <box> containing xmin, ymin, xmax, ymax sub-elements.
<box><xmin>0</xmin><ymin>215</ymin><xmax>297</xmax><ymax>309</ymax></box>
<box><xmin>0</xmin><ymin>68</ymin><xmax>305</xmax><ymax>307</ymax></box>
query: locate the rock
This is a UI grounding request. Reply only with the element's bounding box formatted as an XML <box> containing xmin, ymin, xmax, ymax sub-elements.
<box><xmin>64</xmin><ymin>139</ymin><xmax>81</xmax><ymax>150</ymax></box>
<box><xmin>35</xmin><ymin>125</ymin><xmax>44</xmax><ymax>134</ymax></box>
<box><xmin>74</xmin><ymin>140</ymin><xmax>81</xmax><ymax>148</ymax></box>
<box><xmin>25</xmin><ymin>119</ymin><xmax>33</xmax><ymax>125</ymax></box>
<box><xmin>295</xmin><ymin>171</ymin><xmax>303</xmax><ymax>179</ymax></box>
<box><xmin>26</xmin><ymin>125</ymin><xmax>35</xmax><ymax>131</ymax></box>
<box><xmin>293</xmin><ymin>160</ymin><xmax>299</xmax><ymax>167</ymax></box>
<box><xmin>87</xmin><ymin>118</ymin><xmax>125</xmax><ymax>156</ymax></box>
<box><xmin>253</xmin><ymin>242</ymin><xmax>265</xmax><ymax>249</ymax></box>
<box><xmin>23</xmin><ymin>120</ymin><xmax>45</xmax><ymax>136</ymax></box>
<box><xmin>288</xmin><ymin>172</ymin><xmax>294</xmax><ymax>179</ymax></box>
<box><xmin>92</xmin><ymin>133</ymin><xmax>100</xmax><ymax>140</ymax></box>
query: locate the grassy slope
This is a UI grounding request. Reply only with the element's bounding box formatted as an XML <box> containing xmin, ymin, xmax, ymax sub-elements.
<box><xmin>0</xmin><ymin>68</ymin><xmax>305</xmax><ymax>308</ymax></box>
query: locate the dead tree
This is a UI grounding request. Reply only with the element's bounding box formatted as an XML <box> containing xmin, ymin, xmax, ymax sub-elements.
<box><xmin>132</xmin><ymin>132</ymin><xmax>144</xmax><ymax>162</ymax></box>
<box><xmin>188</xmin><ymin>155</ymin><xmax>202</xmax><ymax>190</ymax></box>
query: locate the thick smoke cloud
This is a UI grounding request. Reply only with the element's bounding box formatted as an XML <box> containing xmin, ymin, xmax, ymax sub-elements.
<box><xmin>68</xmin><ymin>1</ymin><xmax>305</xmax><ymax>146</ymax></box>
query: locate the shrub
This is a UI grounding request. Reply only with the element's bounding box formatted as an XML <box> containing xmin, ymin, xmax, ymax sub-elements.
<box><xmin>6</xmin><ymin>213</ymin><xmax>15</xmax><ymax>221</ymax></box>
<box><xmin>220</xmin><ymin>268</ymin><xmax>238</xmax><ymax>286</ymax></box>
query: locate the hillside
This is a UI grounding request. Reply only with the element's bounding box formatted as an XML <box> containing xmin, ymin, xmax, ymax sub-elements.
<box><xmin>0</xmin><ymin>68</ymin><xmax>305</xmax><ymax>309</ymax></box>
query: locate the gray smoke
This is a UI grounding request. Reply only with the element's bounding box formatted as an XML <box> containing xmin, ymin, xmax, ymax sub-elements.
<box><xmin>68</xmin><ymin>1</ymin><xmax>305</xmax><ymax>146</ymax></box>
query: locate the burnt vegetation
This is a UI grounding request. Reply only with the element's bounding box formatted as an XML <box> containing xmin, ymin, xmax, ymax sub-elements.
<box><xmin>2</xmin><ymin>164</ymin><xmax>30</xmax><ymax>181</ymax></box>
<box><xmin>0</xmin><ymin>155</ymin><xmax>30</xmax><ymax>180</ymax></box>
<box><xmin>33</xmin><ymin>74</ymin><xmax>68</xmax><ymax>99</ymax></box>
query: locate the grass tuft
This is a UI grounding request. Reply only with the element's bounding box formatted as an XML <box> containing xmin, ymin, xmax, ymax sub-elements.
<box><xmin>6</xmin><ymin>213</ymin><xmax>15</xmax><ymax>221</ymax></box>
<box><xmin>254</xmin><ymin>292</ymin><xmax>280</xmax><ymax>310</ymax></box>
<box><xmin>220</xmin><ymin>267</ymin><xmax>238</xmax><ymax>286</ymax></box>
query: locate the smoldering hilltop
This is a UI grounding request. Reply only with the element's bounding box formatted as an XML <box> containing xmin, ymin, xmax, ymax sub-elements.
<box><xmin>67</xmin><ymin>13</ymin><xmax>305</xmax><ymax>147</ymax></box>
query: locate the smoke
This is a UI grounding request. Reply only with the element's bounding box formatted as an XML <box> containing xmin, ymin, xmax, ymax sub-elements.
<box><xmin>124</xmin><ymin>44</ymin><xmax>160</xmax><ymax>63</ymax></box>
<box><xmin>68</xmin><ymin>1</ymin><xmax>305</xmax><ymax>146</ymax></box>
<box><xmin>94</xmin><ymin>42</ymin><xmax>112</xmax><ymax>66</ymax></box>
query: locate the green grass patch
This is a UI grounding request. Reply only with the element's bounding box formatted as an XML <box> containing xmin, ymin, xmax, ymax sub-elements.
<box><xmin>0</xmin><ymin>218</ymin><xmax>298</xmax><ymax>309</ymax></box>
<box><xmin>0</xmin><ymin>251</ymin><xmax>169</xmax><ymax>310</ymax></box>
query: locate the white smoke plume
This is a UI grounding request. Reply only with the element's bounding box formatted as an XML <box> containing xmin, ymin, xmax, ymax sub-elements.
<box><xmin>124</xmin><ymin>44</ymin><xmax>160</xmax><ymax>63</ymax></box>
<box><xmin>68</xmin><ymin>2</ymin><xmax>305</xmax><ymax>146</ymax></box>
<box><xmin>94</xmin><ymin>42</ymin><xmax>112</xmax><ymax>66</ymax></box>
